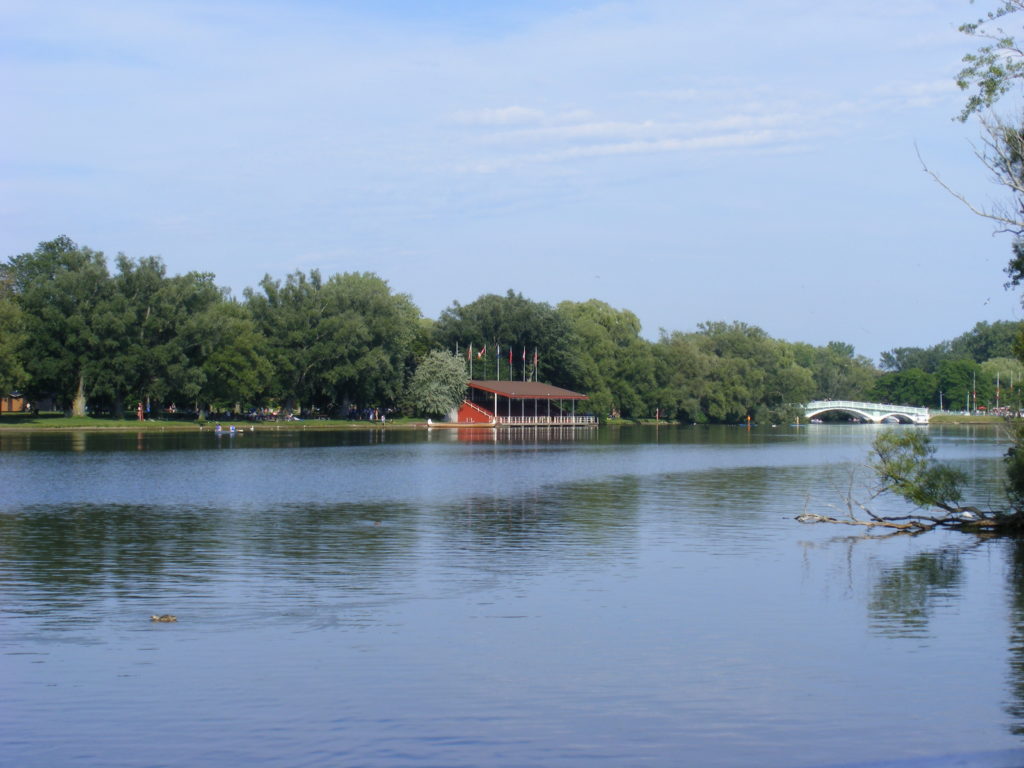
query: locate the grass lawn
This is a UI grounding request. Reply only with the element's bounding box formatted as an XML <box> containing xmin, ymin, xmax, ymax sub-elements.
<box><xmin>0</xmin><ymin>412</ymin><xmax>427</xmax><ymax>431</ymax></box>
<box><xmin>928</xmin><ymin>413</ymin><xmax>1006</xmax><ymax>425</ymax></box>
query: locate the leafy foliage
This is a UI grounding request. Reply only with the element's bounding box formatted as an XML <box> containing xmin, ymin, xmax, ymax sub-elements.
<box><xmin>3</xmin><ymin>235</ymin><xmax>1020</xmax><ymax>424</ymax></box>
<box><xmin>8</xmin><ymin>236</ymin><xmax>112</xmax><ymax>415</ymax></box>
<box><xmin>869</xmin><ymin>368</ymin><xmax>938</xmax><ymax>408</ymax></box>
<box><xmin>0</xmin><ymin>266</ymin><xmax>28</xmax><ymax>392</ymax></box>
<box><xmin>869</xmin><ymin>431</ymin><xmax>967</xmax><ymax>512</ymax></box>
<box><xmin>957</xmin><ymin>1</ymin><xmax>1024</xmax><ymax>121</ymax></box>
<box><xmin>246</xmin><ymin>270</ymin><xmax>419</xmax><ymax>413</ymax></box>
<box><xmin>403</xmin><ymin>350</ymin><xmax>467</xmax><ymax>417</ymax></box>
<box><xmin>434</xmin><ymin>290</ymin><xmax>582</xmax><ymax>389</ymax></box>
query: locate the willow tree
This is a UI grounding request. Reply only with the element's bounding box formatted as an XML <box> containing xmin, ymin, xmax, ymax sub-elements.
<box><xmin>558</xmin><ymin>299</ymin><xmax>656</xmax><ymax>419</ymax></box>
<box><xmin>797</xmin><ymin>431</ymin><xmax>1011</xmax><ymax>532</ymax></box>
<box><xmin>403</xmin><ymin>350</ymin><xmax>467</xmax><ymax>418</ymax></box>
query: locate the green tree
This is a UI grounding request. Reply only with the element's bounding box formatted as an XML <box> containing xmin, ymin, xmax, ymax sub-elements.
<box><xmin>246</xmin><ymin>270</ymin><xmax>324</xmax><ymax>410</ymax></box>
<box><xmin>195</xmin><ymin>300</ymin><xmax>273</xmax><ymax>412</ymax></box>
<box><xmin>557</xmin><ymin>299</ymin><xmax>656</xmax><ymax>419</ymax></box>
<box><xmin>7</xmin><ymin>236</ymin><xmax>111</xmax><ymax>416</ymax></box>
<box><xmin>949</xmin><ymin>320</ymin><xmax>1021</xmax><ymax>361</ymax></box>
<box><xmin>154</xmin><ymin>272</ymin><xmax>228</xmax><ymax>414</ymax></box>
<box><xmin>321</xmin><ymin>271</ymin><xmax>420</xmax><ymax>409</ymax></box>
<box><xmin>434</xmin><ymin>290</ymin><xmax>583</xmax><ymax>389</ymax></box>
<box><xmin>980</xmin><ymin>356</ymin><xmax>1024</xmax><ymax>408</ymax></box>
<box><xmin>0</xmin><ymin>266</ymin><xmax>28</xmax><ymax>394</ymax></box>
<box><xmin>694</xmin><ymin>322</ymin><xmax>814</xmax><ymax>423</ymax></box>
<box><xmin>794</xmin><ymin>340</ymin><xmax>878</xmax><ymax>401</ymax></box>
<box><xmin>870</xmin><ymin>368</ymin><xmax>939</xmax><ymax>408</ymax></box>
<box><xmin>87</xmin><ymin>253</ymin><xmax>199</xmax><ymax>417</ymax></box>
<box><xmin>956</xmin><ymin>1</ymin><xmax>1024</xmax><ymax>122</ymax></box>
<box><xmin>869</xmin><ymin>430</ymin><xmax>967</xmax><ymax>513</ymax></box>
<box><xmin>937</xmin><ymin>358</ymin><xmax>991</xmax><ymax>412</ymax></box>
<box><xmin>403</xmin><ymin>350</ymin><xmax>468</xmax><ymax>418</ymax></box>
<box><xmin>652</xmin><ymin>331</ymin><xmax>709</xmax><ymax>422</ymax></box>
<box><xmin>879</xmin><ymin>345</ymin><xmax>948</xmax><ymax>373</ymax></box>
<box><xmin>247</xmin><ymin>269</ymin><xmax>419</xmax><ymax>413</ymax></box>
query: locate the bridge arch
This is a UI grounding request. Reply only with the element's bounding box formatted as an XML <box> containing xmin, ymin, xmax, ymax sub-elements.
<box><xmin>805</xmin><ymin>406</ymin><xmax>874</xmax><ymax>423</ymax></box>
<box><xmin>803</xmin><ymin>400</ymin><xmax>930</xmax><ymax>425</ymax></box>
<box><xmin>876</xmin><ymin>412</ymin><xmax>917</xmax><ymax>424</ymax></box>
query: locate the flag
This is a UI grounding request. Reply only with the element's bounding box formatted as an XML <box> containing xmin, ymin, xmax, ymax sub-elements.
<box><xmin>508</xmin><ymin>347</ymin><xmax>513</xmax><ymax>365</ymax></box>
<box><xmin>467</xmin><ymin>344</ymin><xmax>471</xmax><ymax>361</ymax></box>
<box><xmin>477</xmin><ymin>345</ymin><xmax>486</xmax><ymax>359</ymax></box>
<box><xmin>522</xmin><ymin>346</ymin><xmax>526</xmax><ymax>361</ymax></box>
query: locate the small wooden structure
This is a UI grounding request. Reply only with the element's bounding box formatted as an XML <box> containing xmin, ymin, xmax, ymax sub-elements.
<box><xmin>1</xmin><ymin>393</ymin><xmax>25</xmax><ymax>413</ymax></box>
<box><xmin>454</xmin><ymin>380</ymin><xmax>595</xmax><ymax>427</ymax></box>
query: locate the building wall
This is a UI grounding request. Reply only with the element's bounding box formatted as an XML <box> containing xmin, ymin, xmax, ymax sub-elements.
<box><xmin>1</xmin><ymin>395</ymin><xmax>25</xmax><ymax>413</ymax></box>
<box><xmin>458</xmin><ymin>401</ymin><xmax>494</xmax><ymax>424</ymax></box>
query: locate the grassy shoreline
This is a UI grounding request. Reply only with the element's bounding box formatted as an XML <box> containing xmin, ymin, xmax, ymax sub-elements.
<box><xmin>0</xmin><ymin>413</ymin><xmax>429</xmax><ymax>431</ymax></box>
<box><xmin>927</xmin><ymin>413</ymin><xmax>1005</xmax><ymax>425</ymax></box>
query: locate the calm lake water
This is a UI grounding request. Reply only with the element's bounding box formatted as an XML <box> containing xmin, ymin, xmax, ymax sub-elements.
<box><xmin>3</xmin><ymin>424</ymin><xmax>1024</xmax><ymax>767</ymax></box>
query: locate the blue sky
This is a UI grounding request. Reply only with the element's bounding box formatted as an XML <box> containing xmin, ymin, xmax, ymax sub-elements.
<box><xmin>3</xmin><ymin>0</ymin><xmax>1021</xmax><ymax>362</ymax></box>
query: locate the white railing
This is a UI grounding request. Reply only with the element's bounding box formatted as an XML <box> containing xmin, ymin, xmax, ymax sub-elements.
<box><xmin>462</xmin><ymin>399</ymin><xmax>494</xmax><ymax>419</ymax></box>
<box><xmin>805</xmin><ymin>400</ymin><xmax>930</xmax><ymax>416</ymax></box>
<box><xmin>496</xmin><ymin>415</ymin><xmax>597</xmax><ymax>426</ymax></box>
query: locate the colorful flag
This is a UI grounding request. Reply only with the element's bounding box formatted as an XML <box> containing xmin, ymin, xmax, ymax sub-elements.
<box><xmin>467</xmin><ymin>344</ymin><xmax>471</xmax><ymax>361</ymax></box>
<box><xmin>477</xmin><ymin>345</ymin><xmax>487</xmax><ymax>359</ymax></box>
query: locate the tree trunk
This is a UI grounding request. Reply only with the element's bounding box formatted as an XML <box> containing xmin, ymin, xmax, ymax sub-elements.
<box><xmin>71</xmin><ymin>374</ymin><xmax>87</xmax><ymax>418</ymax></box>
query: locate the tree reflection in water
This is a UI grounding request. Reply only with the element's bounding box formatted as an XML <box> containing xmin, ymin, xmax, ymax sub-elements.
<box><xmin>1005</xmin><ymin>538</ymin><xmax>1024</xmax><ymax>734</ymax></box>
<box><xmin>868</xmin><ymin>546</ymin><xmax>965</xmax><ymax>639</ymax></box>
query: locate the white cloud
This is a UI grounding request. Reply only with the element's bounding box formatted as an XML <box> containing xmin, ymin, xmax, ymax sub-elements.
<box><xmin>452</xmin><ymin>106</ymin><xmax>547</xmax><ymax>125</ymax></box>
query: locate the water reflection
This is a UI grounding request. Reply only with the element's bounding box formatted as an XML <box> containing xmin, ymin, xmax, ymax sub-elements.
<box><xmin>868</xmin><ymin>546</ymin><xmax>966</xmax><ymax>638</ymax></box>
<box><xmin>4</xmin><ymin>425</ymin><xmax>1024</xmax><ymax>767</ymax></box>
<box><xmin>0</xmin><ymin>501</ymin><xmax>422</xmax><ymax>634</ymax></box>
<box><xmin>1006</xmin><ymin>539</ymin><xmax>1024</xmax><ymax>734</ymax></box>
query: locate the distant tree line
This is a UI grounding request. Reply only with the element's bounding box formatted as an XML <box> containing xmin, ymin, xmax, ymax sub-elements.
<box><xmin>872</xmin><ymin>321</ymin><xmax>1024</xmax><ymax>412</ymax></box>
<box><xmin>0</xmin><ymin>236</ymin><xmax>1019</xmax><ymax>421</ymax></box>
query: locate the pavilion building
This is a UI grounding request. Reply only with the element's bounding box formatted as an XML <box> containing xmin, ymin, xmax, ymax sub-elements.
<box><xmin>455</xmin><ymin>380</ymin><xmax>595</xmax><ymax>427</ymax></box>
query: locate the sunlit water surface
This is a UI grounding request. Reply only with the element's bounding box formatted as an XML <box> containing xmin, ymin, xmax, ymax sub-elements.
<box><xmin>3</xmin><ymin>424</ymin><xmax>1024</xmax><ymax>767</ymax></box>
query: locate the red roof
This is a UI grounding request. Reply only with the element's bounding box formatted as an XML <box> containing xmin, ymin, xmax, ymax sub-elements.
<box><xmin>468</xmin><ymin>380</ymin><xmax>588</xmax><ymax>400</ymax></box>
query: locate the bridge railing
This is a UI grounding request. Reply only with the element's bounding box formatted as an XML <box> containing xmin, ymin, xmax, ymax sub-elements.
<box><xmin>805</xmin><ymin>400</ymin><xmax>930</xmax><ymax>416</ymax></box>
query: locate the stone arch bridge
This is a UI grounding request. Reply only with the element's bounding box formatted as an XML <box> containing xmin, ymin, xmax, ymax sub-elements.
<box><xmin>804</xmin><ymin>400</ymin><xmax>930</xmax><ymax>425</ymax></box>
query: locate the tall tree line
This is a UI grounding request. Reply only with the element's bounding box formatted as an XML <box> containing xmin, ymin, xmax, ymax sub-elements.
<box><xmin>3</xmin><ymin>235</ymin><xmax>1016</xmax><ymax>421</ymax></box>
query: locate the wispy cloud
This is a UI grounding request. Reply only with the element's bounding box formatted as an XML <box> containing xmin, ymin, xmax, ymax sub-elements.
<box><xmin>451</xmin><ymin>74</ymin><xmax>962</xmax><ymax>174</ymax></box>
